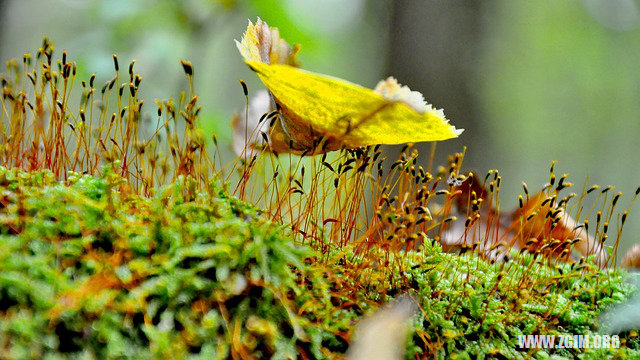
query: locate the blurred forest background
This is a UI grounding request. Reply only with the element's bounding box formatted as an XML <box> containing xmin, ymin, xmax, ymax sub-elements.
<box><xmin>1</xmin><ymin>0</ymin><xmax>640</xmax><ymax>260</ymax></box>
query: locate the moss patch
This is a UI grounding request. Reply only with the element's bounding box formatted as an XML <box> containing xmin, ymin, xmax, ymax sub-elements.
<box><xmin>0</xmin><ymin>166</ymin><xmax>638</xmax><ymax>359</ymax></box>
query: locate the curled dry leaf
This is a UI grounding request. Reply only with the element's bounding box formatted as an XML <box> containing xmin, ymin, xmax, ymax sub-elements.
<box><xmin>622</xmin><ymin>244</ymin><xmax>640</xmax><ymax>269</ymax></box>
<box><xmin>440</xmin><ymin>173</ymin><xmax>607</xmax><ymax>266</ymax></box>
<box><xmin>232</xmin><ymin>18</ymin><xmax>462</xmax><ymax>156</ymax></box>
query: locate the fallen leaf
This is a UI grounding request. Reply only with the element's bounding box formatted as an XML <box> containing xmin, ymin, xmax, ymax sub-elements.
<box><xmin>234</xmin><ymin>18</ymin><xmax>462</xmax><ymax>155</ymax></box>
<box><xmin>622</xmin><ymin>244</ymin><xmax>640</xmax><ymax>269</ymax></box>
<box><xmin>440</xmin><ymin>172</ymin><xmax>607</xmax><ymax>266</ymax></box>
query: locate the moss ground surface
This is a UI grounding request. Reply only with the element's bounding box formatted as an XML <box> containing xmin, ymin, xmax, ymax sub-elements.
<box><xmin>0</xmin><ymin>166</ymin><xmax>638</xmax><ymax>359</ymax></box>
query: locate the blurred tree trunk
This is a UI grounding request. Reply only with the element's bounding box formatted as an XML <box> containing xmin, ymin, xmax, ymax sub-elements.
<box><xmin>385</xmin><ymin>0</ymin><xmax>486</xmax><ymax>173</ymax></box>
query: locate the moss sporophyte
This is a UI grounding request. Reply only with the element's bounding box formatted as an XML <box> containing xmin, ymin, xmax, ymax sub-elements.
<box><xmin>0</xmin><ymin>20</ymin><xmax>639</xmax><ymax>359</ymax></box>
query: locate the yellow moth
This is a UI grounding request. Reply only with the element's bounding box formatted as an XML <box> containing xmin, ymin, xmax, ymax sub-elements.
<box><xmin>234</xmin><ymin>18</ymin><xmax>462</xmax><ymax>155</ymax></box>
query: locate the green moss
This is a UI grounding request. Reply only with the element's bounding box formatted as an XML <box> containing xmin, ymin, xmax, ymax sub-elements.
<box><xmin>312</xmin><ymin>240</ymin><xmax>638</xmax><ymax>359</ymax></box>
<box><xmin>0</xmin><ymin>166</ymin><xmax>330</xmax><ymax>358</ymax></box>
<box><xmin>0</xmin><ymin>166</ymin><xmax>638</xmax><ymax>359</ymax></box>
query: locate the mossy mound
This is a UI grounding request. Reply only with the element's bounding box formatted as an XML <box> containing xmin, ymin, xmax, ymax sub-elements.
<box><xmin>0</xmin><ymin>166</ymin><xmax>341</xmax><ymax>359</ymax></box>
<box><xmin>0</xmin><ymin>166</ymin><xmax>638</xmax><ymax>359</ymax></box>
<box><xmin>338</xmin><ymin>244</ymin><xmax>640</xmax><ymax>359</ymax></box>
